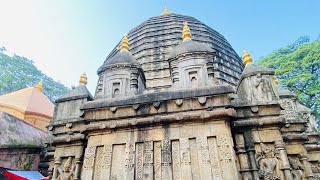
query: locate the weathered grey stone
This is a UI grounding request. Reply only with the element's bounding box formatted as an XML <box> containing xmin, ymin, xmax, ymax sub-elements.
<box><xmin>45</xmin><ymin>11</ymin><xmax>320</xmax><ymax>180</ymax></box>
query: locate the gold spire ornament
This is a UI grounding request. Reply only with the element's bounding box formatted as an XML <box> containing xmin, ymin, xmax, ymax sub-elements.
<box><xmin>243</xmin><ymin>50</ymin><xmax>252</xmax><ymax>65</ymax></box>
<box><xmin>273</xmin><ymin>76</ymin><xmax>280</xmax><ymax>86</ymax></box>
<box><xmin>161</xmin><ymin>6</ymin><xmax>171</xmax><ymax>15</ymax></box>
<box><xmin>182</xmin><ymin>21</ymin><xmax>192</xmax><ymax>41</ymax></box>
<box><xmin>79</xmin><ymin>72</ymin><xmax>87</xmax><ymax>85</ymax></box>
<box><xmin>35</xmin><ymin>80</ymin><xmax>43</xmax><ymax>91</ymax></box>
<box><xmin>119</xmin><ymin>34</ymin><xmax>129</xmax><ymax>51</ymax></box>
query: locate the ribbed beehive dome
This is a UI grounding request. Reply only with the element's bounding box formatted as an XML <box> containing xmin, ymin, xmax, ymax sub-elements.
<box><xmin>101</xmin><ymin>13</ymin><xmax>244</xmax><ymax>92</ymax></box>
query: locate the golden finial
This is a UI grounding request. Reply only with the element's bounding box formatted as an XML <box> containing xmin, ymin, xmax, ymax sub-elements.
<box><xmin>119</xmin><ymin>34</ymin><xmax>129</xmax><ymax>51</ymax></box>
<box><xmin>182</xmin><ymin>21</ymin><xmax>192</xmax><ymax>41</ymax></box>
<box><xmin>273</xmin><ymin>76</ymin><xmax>280</xmax><ymax>86</ymax></box>
<box><xmin>79</xmin><ymin>72</ymin><xmax>87</xmax><ymax>85</ymax></box>
<box><xmin>35</xmin><ymin>80</ymin><xmax>43</xmax><ymax>91</ymax></box>
<box><xmin>161</xmin><ymin>6</ymin><xmax>171</xmax><ymax>15</ymax></box>
<box><xmin>243</xmin><ymin>50</ymin><xmax>252</xmax><ymax>65</ymax></box>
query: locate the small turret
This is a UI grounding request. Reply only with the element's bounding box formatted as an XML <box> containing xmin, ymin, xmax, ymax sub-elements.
<box><xmin>95</xmin><ymin>35</ymin><xmax>146</xmax><ymax>99</ymax></box>
<box><xmin>168</xmin><ymin>21</ymin><xmax>215</xmax><ymax>88</ymax></box>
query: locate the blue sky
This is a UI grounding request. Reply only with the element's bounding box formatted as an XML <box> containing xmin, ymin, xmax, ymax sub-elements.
<box><xmin>0</xmin><ymin>0</ymin><xmax>319</xmax><ymax>93</ymax></box>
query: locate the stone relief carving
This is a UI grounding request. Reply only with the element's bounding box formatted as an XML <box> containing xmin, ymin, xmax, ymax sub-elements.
<box><xmin>208</xmin><ymin>137</ymin><xmax>222</xmax><ymax>178</ymax></box>
<box><xmin>161</xmin><ymin>140</ymin><xmax>172</xmax><ymax>167</ymax></box>
<box><xmin>102</xmin><ymin>145</ymin><xmax>112</xmax><ymax>168</ymax></box>
<box><xmin>93</xmin><ymin>147</ymin><xmax>104</xmax><ymax>179</ymax></box>
<box><xmin>252</xmin><ymin>74</ymin><xmax>276</xmax><ymax>101</ymax></box>
<box><xmin>172</xmin><ymin>141</ymin><xmax>181</xmax><ymax>180</ymax></box>
<box><xmin>125</xmin><ymin>143</ymin><xmax>135</xmax><ymax>169</ymax></box>
<box><xmin>180</xmin><ymin>138</ymin><xmax>191</xmax><ymax>165</ymax></box>
<box><xmin>57</xmin><ymin>157</ymin><xmax>75</xmax><ymax>180</ymax></box>
<box><xmin>217</xmin><ymin>136</ymin><xmax>232</xmax><ymax>163</ymax></box>
<box><xmin>279</xmin><ymin>99</ymin><xmax>297</xmax><ymax>119</ymax></box>
<box><xmin>256</xmin><ymin>143</ymin><xmax>281</xmax><ymax>180</ymax></box>
<box><xmin>81</xmin><ymin>146</ymin><xmax>96</xmax><ymax>180</ymax></box>
<box><xmin>154</xmin><ymin>141</ymin><xmax>162</xmax><ymax>180</ymax></box>
<box><xmin>143</xmin><ymin>141</ymin><xmax>153</xmax><ymax>178</ymax></box>
<box><xmin>83</xmin><ymin>146</ymin><xmax>96</xmax><ymax>170</ymax></box>
<box><xmin>124</xmin><ymin>143</ymin><xmax>135</xmax><ymax>180</ymax></box>
<box><xmin>135</xmin><ymin>143</ymin><xmax>143</xmax><ymax>180</ymax></box>
<box><xmin>311</xmin><ymin>161</ymin><xmax>320</xmax><ymax>179</ymax></box>
<box><xmin>288</xmin><ymin>157</ymin><xmax>304</xmax><ymax>180</ymax></box>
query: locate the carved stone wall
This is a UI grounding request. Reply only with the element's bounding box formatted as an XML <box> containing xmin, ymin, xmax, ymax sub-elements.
<box><xmin>80</xmin><ymin>121</ymin><xmax>239</xmax><ymax>180</ymax></box>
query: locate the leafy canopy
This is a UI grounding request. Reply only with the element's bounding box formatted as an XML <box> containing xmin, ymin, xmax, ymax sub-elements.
<box><xmin>0</xmin><ymin>49</ymin><xmax>69</xmax><ymax>102</ymax></box>
<box><xmin>257</xmin><ymin>36</ymin><xmax>320</xmax><ymax>124</ymax></box>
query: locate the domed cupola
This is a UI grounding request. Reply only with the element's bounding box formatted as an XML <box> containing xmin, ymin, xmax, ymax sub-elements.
<box><xmin>168</xmin><ymin>22</ymin><xmax>216</xmax><ymax>88</ymax></box>
<box><xmin>95</xmin><ymin>35</ymin><xmax>146</xmax><ymax>99</ymax></box>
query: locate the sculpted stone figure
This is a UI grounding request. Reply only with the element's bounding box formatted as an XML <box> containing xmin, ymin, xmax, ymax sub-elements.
<box><xmin>57</xmin><ymin>157</ymin><xmax>75</xmax><ymax>180</ymax></box>
<box><xmin>253</xmin><ymin>74</ymin><xmax>274</xmax><ymax>101</ymax></box>
<box><xmin>256</xmin><ymin>143</ymin><xmax>280</xmax><ymax>180</ymax></box>
<box><xmin>288</xmin><ymin>157</ymin><xmax>304</xmax><ymax>180</ymax></box>
<box><xmin>311</xmin><ymin>162</ymin><xmax>320</xmax><ymax>180</ymax></box>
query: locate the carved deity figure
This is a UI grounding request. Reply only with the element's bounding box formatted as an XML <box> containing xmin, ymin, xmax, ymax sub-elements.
<box><xmin>57</xmin><ymin>157</ymin><xmax>75</xmax><ymax>180</ymax></box>
<box><xmin>289</xmin><ymin>157</ymin><xmax>304</xmax><ymax>180</ymax></box>
<box><xmin>279</xmin><ymin>99</ymin><xmax>297</xmax><ymax>119</ymax></box>
<box><xmin>256</xmin><ymin>143</ymin><xmax>280</xmax><ymax>180</ymax></box>
<box><xmin>311</xmin><ymin>161</ymin><xmax>320</xmax><ymax>180</ymax></box>
<box><xmin>253</xmin><ymin>74</ymin><xmax>274</xmax><ymax>101</ymax></box>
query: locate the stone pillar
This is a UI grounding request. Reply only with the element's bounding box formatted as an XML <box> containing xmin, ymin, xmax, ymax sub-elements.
<box><xmin>73</xmin><ymin>157</ymin><xmax>82</xmax><ymax>180</ymax></box>
<box><xmin>235</xmin><ymin>134</ymin><xmax>253</xmax><ymax>179</ymax></box>
<box><xmin>275</xmin><ymin>141</ymin><xmax>292</xmax><ymax>180</ymax></box>
<box><xmin>243</xmin><ymin>131</ymin><xmax>259</xmax><ymax>179</ymax></box>
<box><xmin>299</xmin><ymin>154</ymin><xmax>315</xmax><ymax>179</ymax></box>
<box><xmin>52</xmin><ymin>157</ymin><xmax>61</xmax><ymax>180</ymax></box>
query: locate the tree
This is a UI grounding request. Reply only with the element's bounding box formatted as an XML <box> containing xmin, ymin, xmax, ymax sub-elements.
<box><xmin>257</xmin><ymin>36</ymin><xmax>320</xmax><ymax>125</ymax></box>
<box><xmin>0</xmin><ymin>49</ymin><xmax>70</xmax><ymax>102</ymax></box>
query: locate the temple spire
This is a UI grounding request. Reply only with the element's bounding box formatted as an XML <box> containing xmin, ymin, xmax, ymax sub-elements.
<box><xmin>243</xmin><ymin>50</ymin><xmax>252</xmax><ymax>65</ymax></box>
<box><xmin>273</xmin><ymin>76</ymin><xmax>280</xmax><ymax>86</ymax></box>
<box><xmin>182</xmin><ymin>21</ymin><xmax>192</xmax><ymax>41</ymax></box>
<box><xmin>79</xmin><ymin>72</ymin><xmax>87</xmax><ymax>85</ymax></box>
<box><xmin>161</xmin><ymin>6</ymin><xmax>171</xmax><ymax>15</ymax></box>
<box><xmin>35</xmin><ymin>80</ymin><xmax>43</xmax><ymax>91</ymax></box>
<box><xmin>119</xmin><ymin>34</ymin><xmax>129</xmax><ymax>51</ymax></box>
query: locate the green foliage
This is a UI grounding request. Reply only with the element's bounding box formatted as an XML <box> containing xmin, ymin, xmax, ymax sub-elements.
<box><xmin>257</xmin><ymin>36</ymin><xmax>320</xmax><ymax>124</ymax></box>
<box><xmin>0</xmin><ymin>50</ymin><xmax>69</xmax><ymax>102</ymax></box>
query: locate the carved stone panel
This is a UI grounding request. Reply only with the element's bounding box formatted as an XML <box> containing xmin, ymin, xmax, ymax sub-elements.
<box><xmin>56</xmin><ymin>157</ymin><xmax>75</xmax><ymax>180</ymax></box>
<box><xmin>93</xmin><ymin>146</ymin><xmax>103</xmax><ymax>180</ymax></box>
<box><xmin>256</xmin><ymin>143</ymin><xmax>281</xmax><ymax>180</ymax></box>
<box><xmin>197</xmin><ymin>137</ymin><xmax>213</xmax><ymax>180</ymax></box>
<box><xmin>143</xmin><ymin>141</ymin><xmax>153</xmax><ymax>180</ymax></box>
<box><xmin>217</xmin><ymin>135</ymin><xmax>236</xmax><ymax>179</ymax></box>
<box><xmin>208</xmin><ymin>137</ymin><xmax>222</xmax><ymax>180</ymax></box>
<box><xmin>288</xmin><ymin>157</ymin><xmax>304</xmax><ymax>180</ymax></box>
<box><xmin>161</xmin><ymin>140</ymin><xmax>172</xmax><ymax>180</ymax></box>
<box><xmin>81</xmin><ymin>146</ymin><xmax>96</xmax><ymax>180</ymax></box>
<box><xmin>154</xmin><ymin>141</ymin><xmax>162</xmax><ymax>180</ymax></box>
<box><xmin>172</xmin><ymin>140</ymin><xmax>181</xmax><ymax>180</ymax></box>
<box><xmin>100</xmin><ymin>145</ymin><xmax>112</xmax><ymax>180</ymax></box>
<box><xmin>135</xmin><ymin>143</ymin><xmax>144</xmax><ymax>180</ymax></box>
<box><xmin>279</xmin><ymin>98</ymin><xmax>297</xmax><ymax>119</ymax></box>
<box><xmin>190</xmin><ymin>138</ymin><xmax>201</xmax><ymax>180</ymax></box>
<box><xmin>180</xmin><ymin>138</ymin><xmax>192</xmax><ymax>180</ymax></box>
<box><xmin>250</xmin><ymin>74</ymin><xmax>277</xmax><ymax>102</ymax></box>
<box><xmin>124</xmin><ymin>143</ymin><xmax>135</xmax><ymax>180</ymax></box>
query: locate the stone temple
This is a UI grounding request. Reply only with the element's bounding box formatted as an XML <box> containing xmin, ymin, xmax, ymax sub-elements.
<box><xmin>46</xmin><ymin>8</ymin><xmax>320</xmax><ymax>180</ymax></box>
